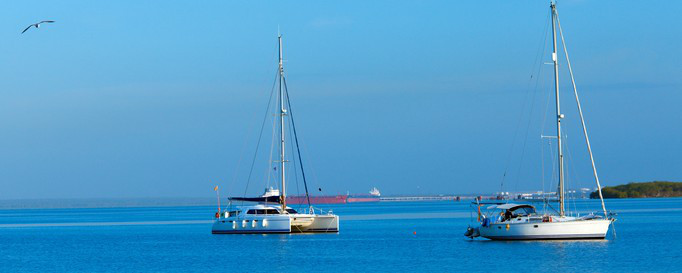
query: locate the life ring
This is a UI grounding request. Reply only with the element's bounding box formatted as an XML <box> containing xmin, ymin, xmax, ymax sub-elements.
<box><xmin>215</xmin><ymin>212</ymin><xmax>220</xmax><ymax>218</ymax></box>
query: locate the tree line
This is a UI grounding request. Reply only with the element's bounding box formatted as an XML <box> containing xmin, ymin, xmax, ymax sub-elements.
<box><xmin>590</xmin><ymin>181</ymin><xmax>682</xmax><ymax>199</ymax></box>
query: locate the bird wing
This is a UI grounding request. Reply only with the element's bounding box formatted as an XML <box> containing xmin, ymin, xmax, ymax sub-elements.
<box><xmin>40</xmin><ymin>20</ymin><xmax>55</xmax><ymax>24</ymax></box>
<box><xmin>21</xmin><ymin>25</ymin><xmax>32</xmax><ymax>34</ymax></box>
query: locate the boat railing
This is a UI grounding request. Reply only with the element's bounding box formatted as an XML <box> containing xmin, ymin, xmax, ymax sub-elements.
<box><xmin>300</xmin><ymin>207</ymin><xmax>334</xmax><ymax>215</ymax></box>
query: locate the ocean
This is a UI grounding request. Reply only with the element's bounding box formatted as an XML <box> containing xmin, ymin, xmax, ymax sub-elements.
<box><xmin>0</xmin><ymin>198</ymin><xmax>680</xmax><ymax>272</ymax></box>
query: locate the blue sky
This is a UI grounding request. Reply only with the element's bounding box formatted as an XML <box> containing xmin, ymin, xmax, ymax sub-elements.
<box><xmin>0</xmin><ymin>1</ymin><xmax>679</xmax><ymax>199</ymax></box>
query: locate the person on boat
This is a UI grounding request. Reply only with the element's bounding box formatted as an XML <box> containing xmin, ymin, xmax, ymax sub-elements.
<box><xmin>504</xmin><ymin>209</ymin><xmax>513</xmax><ymax>221</ymax></box>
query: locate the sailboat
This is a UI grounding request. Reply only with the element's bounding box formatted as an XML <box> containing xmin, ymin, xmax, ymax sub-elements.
<box><xmin>465</xmin><ymin>2</ymin><xmax>615</xmax><ymax>240</ymax></box>
<box><xmin>212</xmin><ymin>35</ymin><xmax>339</xmax><ymax>234</ymax></box>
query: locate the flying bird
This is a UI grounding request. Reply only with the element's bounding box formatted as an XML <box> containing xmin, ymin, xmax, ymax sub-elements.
<box><xmin>21</xmin><ymin>20</ymin><xmax>55</xmax><ymax>34</ymax></box>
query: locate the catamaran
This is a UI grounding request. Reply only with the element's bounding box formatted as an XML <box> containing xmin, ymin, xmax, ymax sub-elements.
<box><xmin>212</xmin><ymin>35</ymin><xmax>339</xmax><ymax>234</ymax></box>
<box><xmin>465</xmin><ymin>2</ymin><xmax>615</xmax><ymax>240</ymax></box>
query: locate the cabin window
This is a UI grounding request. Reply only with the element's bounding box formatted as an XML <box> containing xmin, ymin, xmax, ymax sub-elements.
<box><xmin>247</xmin><ymin>209</ymin><xmax>280</xmax><ymax>215</ymax></box>
<box><xmin>510</xmin><ymin>206</ymin><xmax>536</xmax><ymax>216</ymax></box>
<box><xmin>228</xmin><ymin>211</ymin><xmax>240</xmax><ymax>217</ymax></box>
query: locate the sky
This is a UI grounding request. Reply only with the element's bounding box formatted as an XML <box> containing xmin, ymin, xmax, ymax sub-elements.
<box><xmin>0</xmin><ymin>1</ymin><xmax>679</xmax><ymax>199</ymax></box>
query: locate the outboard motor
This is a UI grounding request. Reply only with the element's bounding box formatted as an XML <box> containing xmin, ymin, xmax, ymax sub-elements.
<box><xmin>464</xmin><ymin>226</ymin><xmax>480</xmax><ymax>239</ymax></box>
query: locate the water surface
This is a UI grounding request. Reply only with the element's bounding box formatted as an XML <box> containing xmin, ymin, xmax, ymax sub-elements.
<box><xmin>1</xmin><ymin>198</ymin><xmax>679</xmax><ymax>272</ymax></box>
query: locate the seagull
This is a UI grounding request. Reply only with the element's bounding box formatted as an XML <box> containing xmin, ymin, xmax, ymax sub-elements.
<box><xmin>21</xmin><ymin>20</ymin><xmax>55</xmax><ymax>34</ymax></box>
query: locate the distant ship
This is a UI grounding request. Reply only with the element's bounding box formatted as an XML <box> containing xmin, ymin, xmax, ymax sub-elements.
<box><xmin>347</xmin><ymin>187</ymin><xmax>381</xmax><ymax>203</ymax></box>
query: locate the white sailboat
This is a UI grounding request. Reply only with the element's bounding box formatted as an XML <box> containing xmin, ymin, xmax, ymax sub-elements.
<box><xmin>212</xmin><ymin>35</ymin><xmax>339</xmax><ymax>234</ymax></box>
<box><xmin>465</xmin><ymin>2</ymin><xmax>615</xmax><ymax>240</ymax></box>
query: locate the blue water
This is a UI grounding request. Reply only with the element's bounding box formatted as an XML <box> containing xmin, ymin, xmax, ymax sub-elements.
<box><xmin>1</xmin><ymin>198</ymin><xmax>680</xmax><ymax>272</ymax></box>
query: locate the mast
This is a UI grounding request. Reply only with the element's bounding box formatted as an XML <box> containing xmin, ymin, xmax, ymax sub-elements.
<box><xmin>550</xmin><ymin>2</ymin><xmax>566</xmax><ymax>217</ymax></box>
<box><xmin>278</xmin><ymin>34</ymin><xmax>287</xmax><ymax>212</ymax></box>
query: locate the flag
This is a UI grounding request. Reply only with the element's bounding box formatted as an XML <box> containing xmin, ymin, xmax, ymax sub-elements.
<box><xmin>214</xmin><ymin>185</ymin><xmax>219</xmax><ymax>191</ymax></box>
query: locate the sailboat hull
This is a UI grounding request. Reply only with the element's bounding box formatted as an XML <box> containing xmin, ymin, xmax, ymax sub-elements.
<box><xmin>479</xmin><ymin>219</ymin><xmax>611</xmax><ymax>240</ymax></box>
<box><xmin>290</xmin><ymin>214</ymin><xmax>339</xmax><ymax>233</ymax></box>
<box><xmin>212</xmin><ymin>214</ymin><xmax>292</xmax><ymax>234</ymax></box>
<box><xmin>211</xmin><ymin>211</ymin><xmax>339</xmax><ymax>234</ymax></box>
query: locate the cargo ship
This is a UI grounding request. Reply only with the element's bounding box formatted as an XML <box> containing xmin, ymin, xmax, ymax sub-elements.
<box><xmin>347</xmin><ymin>187</ymin><xmax>381</xmax><ymax>203</ymax></box>
<box><xmin>287</xmin><ymin>195</ymin><xmax>348</xmax><ymax>204</ymax></box>
<box><xmin>260</xmin><ymin>187</ymin><xmax>348</xmax><ymax>204</ymax></box>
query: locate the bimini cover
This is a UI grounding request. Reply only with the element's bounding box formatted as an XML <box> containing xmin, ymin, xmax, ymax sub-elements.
<box><xmin>229</xmin><ymin>196</ymin><xmax>281</xmax><ymax>204</ymax></box>
<box><xmin>487</xmin><ymin>203</ymin><xmax>535</xmax><ymax>211</ymax></box>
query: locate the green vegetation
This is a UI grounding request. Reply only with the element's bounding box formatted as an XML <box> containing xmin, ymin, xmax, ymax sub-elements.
<box><xmin>591</xmin><ymin>181</ymin><xmax>682</xmax><ymax>199</ymax></box>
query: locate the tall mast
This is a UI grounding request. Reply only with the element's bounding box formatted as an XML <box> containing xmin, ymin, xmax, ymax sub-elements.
<box><xmin>550</xmin><ymin>2</ymin><xmax>565</xmax><ymax>217</ymax></box>
<box><xmin>278</xmin><ymin>34</ymin><xmax>287</xmax><ymax>212</ymax></box>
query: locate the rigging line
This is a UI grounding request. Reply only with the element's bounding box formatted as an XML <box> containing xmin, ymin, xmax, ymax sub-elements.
<box><xmin>228</xmin><ymin>45</ymin><xmax>281</xmax><ymax>200</ymax></box>
<box><xmin>541</xmin><ymin>137</ymin><xmax>545</xmax><ymax>194</ymax></box>
<box><xmin>515</xmin><ymin>9</ymin><xmax>551</xmax><ymax>194</ymax></box>
<box><xmin>500</xmin><ymin>9</ymin><xmax>552</xmax><ymax>193</ymax></box>
<box><xmin>530</xmin><ymin>10</ymin><xmax>552</xmax><ymax>78</ymax></box>
<box><xmin>282</xmin><ymin>76</ymin><xmax>313</xmax><ymax>209</ymax></box>
<box><xmin>564</xmin><ymin>133</ymin><xmax>582</xmax><ymax>215</ymax></box>
<box><xmin>548</xmin><ymin>139</ymin><xmax>557</xmax><ymax>197</ymax></box>
<box><xmin>540</xmin><ymin>76</ymin><xmax>553</xmax><ymax>136</ymax></box>
<box><xmin>265</xmin><ymin>111</ymin><xmax>278</xmax><ymax>189</ymax></box>
<box><xmin>241</xmin><ymin>68</ymin><xmax>279</xmax><ymax>205</ymax></box>
<box><xmin>544</xmin><ymin>197</ymin><xmax>560</xmax><ymax>215</ymax></box>
<box><xmin>539</xmin><ymin>70</ymin><xmax>552</xmax><ymax>208</ymax></box>
<box><xmin>498</xmin><ymin>90</ymin><xmax>532</xmax><ymax>192</ymax></box>
<box><xmin>292</xmin><ymin>115</ymin><xmax>322</xmax><ymax>196</ymax></box>
<box><xmin>286</xmin><ymin>104</ymin><xmax>303</xmax><ymax>210</ymax></box>
<box><xmin>541</xmin><ymin>139</ymin><xmax>548</xmax><ymax>212</ymax></box>
<box><xmin>563</xmin><ymin>134</ymin><xmax>575</xmax><ymax>216</ymax></box>
<box><xmin>512</xmin><ymin>64</ymin><xmax>544</xmax><ymax>194</ymax></box>
<box><xmin>540</xmin><ymin>82</ymin><xmax>556</xmax><ymax>208</ymax></box>
<box><xmin>299</xmin><ymin>131</ymin><xmax>323</xmax><ymax>197</ymax></box>
<box><xmin>556</xmin><ymin>14</ymin><xmax>607</xmax><ymax>218</ymax></box>
<box><xmin>539</xmin><ymin>7</ymin><xmax>554</xmax><ymax>139</ymax></box>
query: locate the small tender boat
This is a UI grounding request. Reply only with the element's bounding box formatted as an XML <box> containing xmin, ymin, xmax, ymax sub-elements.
<box><xmin>212</xmin><ymin>34</ymin><xmax>339</xmax><ymax>234</ymax></box>
<box><xmin>465</xmin><ymin>1</ymin><xmax>615</xmax><ymax>240</ymax></box>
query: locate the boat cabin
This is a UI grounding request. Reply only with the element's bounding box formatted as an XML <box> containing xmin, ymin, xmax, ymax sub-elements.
<box><xmin>220</xmin><ymin>204</ymin><xmax>298</xmax><ymax>218</ymax></box>
<box><xmin>478</xmin><ymin>203</ymin><xmax>543</xmax><ymax>225</ymax></box>
<box><xmin>489</xmin><ymin>204</ymin><xmax>537</xmax><ymax>221</ymax></box>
